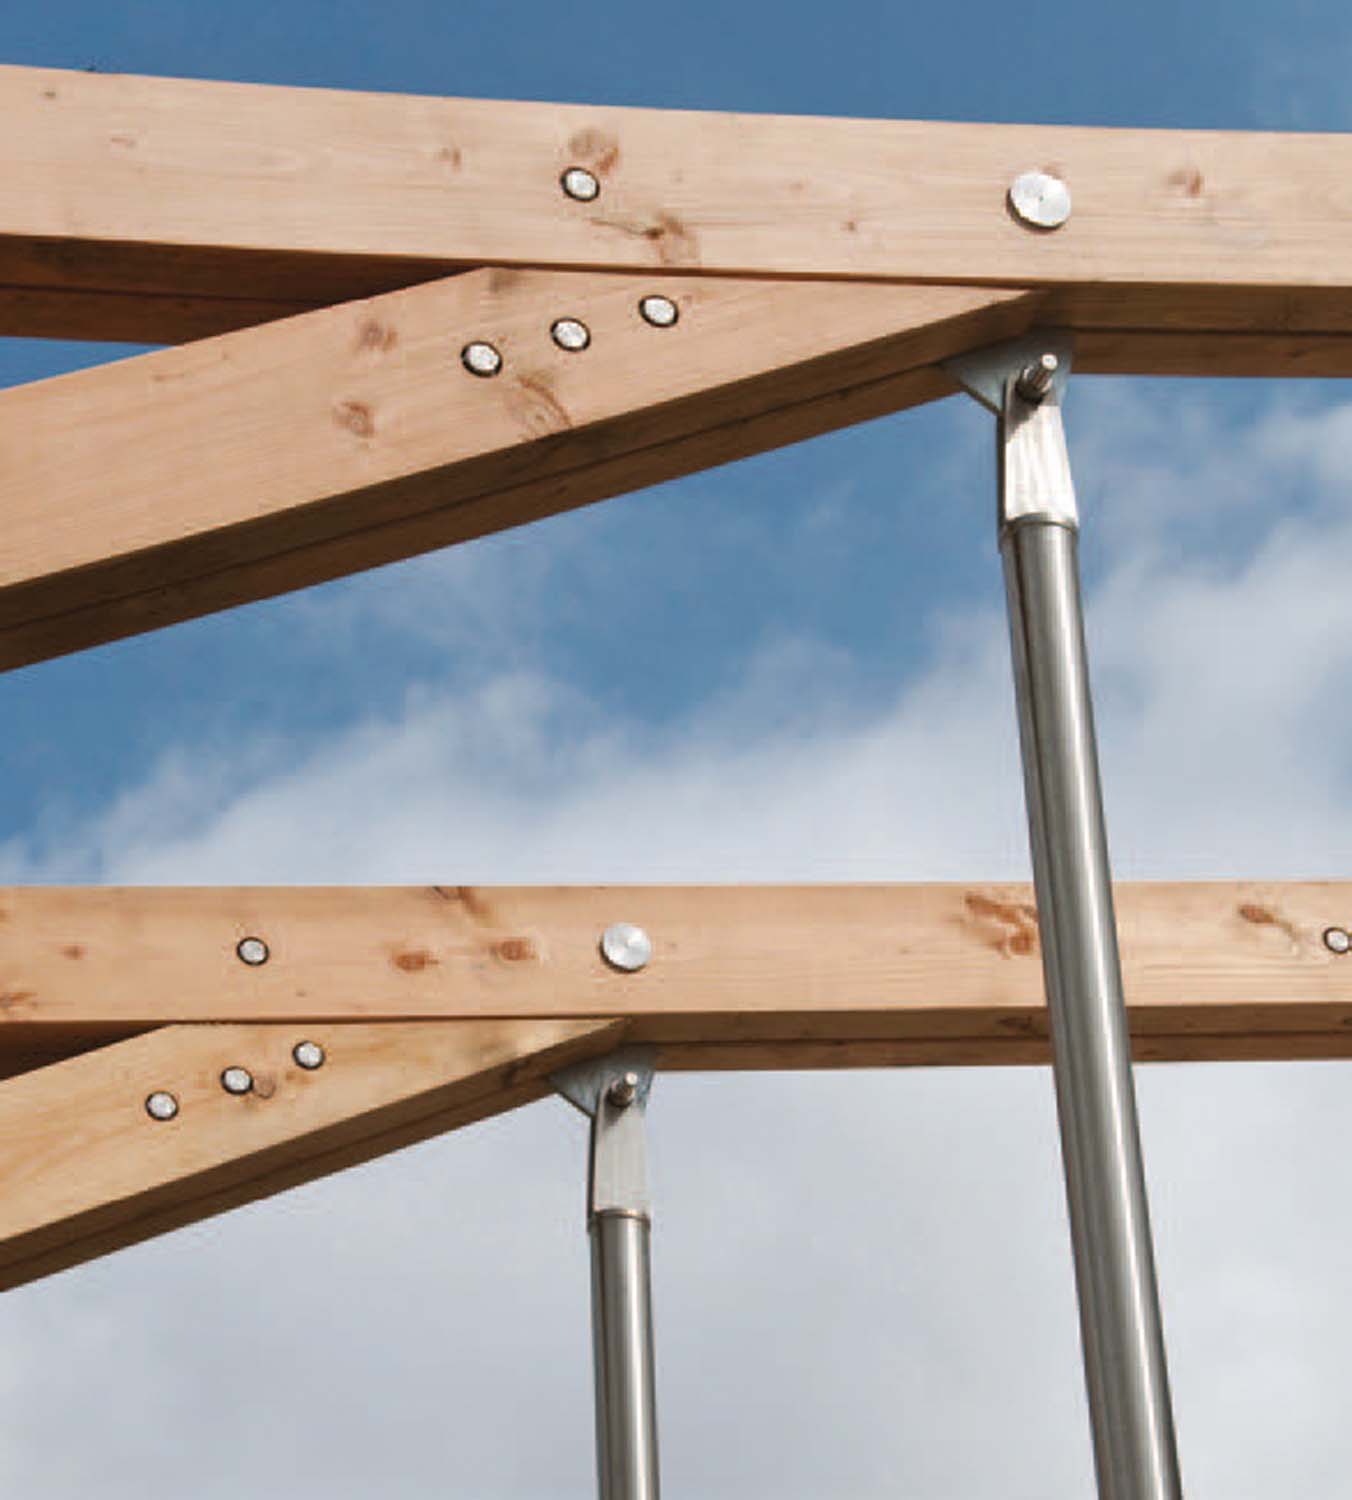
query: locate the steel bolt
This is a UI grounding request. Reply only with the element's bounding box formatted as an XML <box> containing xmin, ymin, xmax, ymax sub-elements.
<box><xmin>607</xmin><ymin>1071</ymin><xmax>641</xmax><ymax>1109</ymax></box>
<box><xmin>639</xmin><ymin>295</ymin><xmax>679</xmax><ymax>328</ymax></box>
<box><xmin>145</xmin><ymin>1091</ymin><xmax>179</xmax><ymax>1121</ymax></box>
<box><xmin>561</xmin><ymin>166</ymin><xmax>600</xmax><ymax>202</ymax></box>
<box><xmin>1008</xmin><ymin>170</ymin><xmax>1072</xmax><ymax>229</ymax></box>
<box><xmin>461</xmin><ymin>341</ymin><xmax>503</xmax><ymax>378</ymax></box>
<box><xmin>600</xmin><ymin>922</ymin><xmax>653</xmax><ymax>973</ymax></box>
<box><xmin>293</xmin><ymin>1040</ymin><xmax>326</xmax><ymax>1070</ymax></box>
<box><xmin>236</xmin><ymin>936</ymin><xmax>269</xmax><ymax>966</ymax></box>
<box><xmin>1325</xmin><ymin>927</ymin><xmax>1351</xmax><ymax>955</ymax></box>
<box><xmin>1016</xmin><ymin>353</ymin><xmax>1059</xmax><ymax>404</ymax></box>
<box><xmin>221</xmin><ymin>1066</ymin><xmax>254</xmax><ymax>1096</ymax></box>
<box><xmin>551</xmin><ymin>317</ymin><xmax>591</xmax><ymax>352</ymax></box>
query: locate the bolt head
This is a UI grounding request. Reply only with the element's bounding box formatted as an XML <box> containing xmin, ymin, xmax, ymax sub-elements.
<box><xmin>561</xmin><ymin>166</ymin><xmax>600</xmax><ymax>202</ymax></box>
<box><xmin>1015</xmin><ymin>353</ymin><xmax>1059</xmax><ymax>403</ymax></box>
<box><xmin>236</xmin><ymin>936</ymin><xmax>269</xmax><ymax>966</ymax></box>
<box><xmin>1008</xmin><ymin>171</ymin><xmax>1072</xmax><ymax>229</ymax></box>
<box><xmin>600</xmin><ymin>922</ymin><xmax>653</xmax><ymax>973</ymax></box>
<box><xmin>1325</xmin><ymin>927</ymin><xmax>1351</xmax><ymax>955</ymax></box>
<box><xmin>293</xmin><ymin>1040</ymin><xmax>326</xmax><ymax>1070</ymax></box>
<box><xmin>461</xmin><ymin>341</ymin><xmax>503</xmax><ymax>378</ymax></box>
<box><xmin>639</xmin><ymin>295</ymin><xmax>679</xmax><ymax>328</ymax></box>
<box><xmin>145</xmin><ymin>1091</ymin><xmax>179</xmax><ymax>1121</ymax></box>
<box><xmin>551</xmin><ymin>317</ymin><xmax>591</xmax><ymax>352</ymax></box>
<box><xmin>221</xmin><ymin>1066</ymin><xmax>254</xmax><ymax>1096</ymax></box>
<box><xmin>607</xmin><ymin>1071</ymin><xmax>640</xmax><ymax>1108</ymax></box>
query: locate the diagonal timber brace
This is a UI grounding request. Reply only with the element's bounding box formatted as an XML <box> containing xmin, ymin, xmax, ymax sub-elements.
<box><xmin>0</xmin><ymin>270</ymin><xmax>1031</xmax><ymax>668</ymax></box>
<box><xmin>0</xmin><ymin>1016</ymin><xmax>623</xmax><ymax>1292</ymax></box>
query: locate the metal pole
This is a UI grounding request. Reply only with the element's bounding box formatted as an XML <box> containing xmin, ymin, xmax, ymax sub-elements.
<box><xmin>591</xmin><ymin>1210</ymin><xmax>660</xmax><ymax>1500</ymax></box>
<box><xmin>553</xmin><ymin>1050</ymin><xmax>661</xmax><ymax>1500</ymax></box>
<box><xmin>947</xmin><ymin>337</ymin><xmax>1183</xmax><ymax>1500</ymax></box>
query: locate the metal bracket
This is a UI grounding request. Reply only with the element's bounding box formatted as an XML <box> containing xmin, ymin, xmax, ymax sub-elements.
<box><xmin>944</xmin><ymin>329</ymin><xmax>1078</xmax><ymax>534</ymax></box>
<box><xmin>551</xmin><ymin>1047</ymin><xmax>657</xmax><ymax>1220</ymax></box>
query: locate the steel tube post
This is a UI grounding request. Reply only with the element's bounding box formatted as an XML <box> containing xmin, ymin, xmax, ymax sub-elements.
<box><xmin>591</xmin><ymin>1211</ymin><xmax>660</xmax><ymax>1500</ymax></box>
<box><xmin>1005</xmin><ymin>517</ymin><xmax>1181</xmax><ymax>1499</ymax></box>
<box><xmin>552</xmin><ymin>1049</ymin><xmax>661</xmax><ymax>1500</ymax></box>
<box><xmin>947</xmin><ymin>337</ymin><xmax>1182</xmax><ymax>1500</ymax></box>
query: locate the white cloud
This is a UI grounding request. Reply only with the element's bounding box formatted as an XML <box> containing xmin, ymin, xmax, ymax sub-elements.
<box><xmin>4</xmin><ymin>379</ymin><xmax>1352</xmax><ymax>1496</ymax></box>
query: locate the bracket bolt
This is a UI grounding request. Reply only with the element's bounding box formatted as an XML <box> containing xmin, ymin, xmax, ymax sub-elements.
<box><xmin>221</xmin><ymin>1066</ymin><xmax>254</xmax><ymax>1096</ymax></box>
<box><xmin>145</xmin><ymin>1091</ymin><xmax>179</xmax><ymax>1121</ymax></box>
<box><xmin>461</xmin><ymin>341</ymin><xmax>503</xmax><ymax>378</ymax></box>
<box><xmin>1008</xmin><ymin>170</ymin><xmax>1072</xmax><ymax>229</ymax></box>
<box><xmin>561</xmin><ymin>166</ymin><xmax>600</xmax><ymax>202</ymax></box>
<box><xmin>293</xmin><ymin>1040</ymin><xmax>326</xmax><ymax>1070</ymax></box>
<box><xmin>1016</xmin><ymin>353</ymin><xmax>1059</xmax><ymax>404</ymax></box>
<box><xmin>236</xmin><ymin>936</ymin><xmax>269</xmax><ymax>966</ymax></box>
<box><xmin>600</xmin><ymin>922</ymin><xmax>653</xmax><ymax>973</ymax></box>
<box><xmin>1325</xmin><ymin>927</ymin><xmax>1351</xmax><ymax>955</ymax></box>
<box><xmin>639</xmin><ymin>295</ymin><xmax>679</xmax><ymax>328</ymax></box>
<box><xmin>607</xmin><ymin>1071</ymin><xmax>641</xmax><ymax>1109</ymax></box>
<box><xmin>551</xmin><ymin>317</ymin><xmax>591</xmax><ymax>352</ymax></box>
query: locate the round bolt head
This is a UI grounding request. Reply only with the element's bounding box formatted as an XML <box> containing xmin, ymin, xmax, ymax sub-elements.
<box><xmin>236</xmin><ymin>936</ymin><xmax>269</xmax><ymax>966</ymax></box>
<box><xmin>551</xmin><ymin>317</ymin><xmax>591</xmax><ymax>352</ymax></box>
<box><xmin>461</xmin><ymin>341</ymin><xmax>503</xmax><ymax>378</ymax></box>
<box><xmin>1015</xmin><ymin>353</ymin><xmax>1059</xmax><ymax>403</ymax></box>
<box><xmin>221</xmin><ymin>1066</ymin><xmax>254</xmax><ymax>1096</ymax></box>
<box><xmin>600</xmin><ymin>922</ymin><xmax>653</xmax><ymax>973</ymax></box>
<box><xmin>293</xmin><ymin>1040</ymin><xmax>326</xmax><ymax>1070</ymax></box>
<box><xmin>1008</xmin><ymin>170</ymin><xmax>1072</xmax><ymax>229</ymax></box>
<box><xmin>561</xmin><ymin>166</ymin><xmax>600</xmax><ymax>202</ymax></box>
<box><xmin>639</xmin><ymin>295</ymin><xmax>679</xmax><ymax>328</ymax></box>
<box><xmin>607</xmin><ymin>1071</ymin><xmax>640</xmax><ymax>1108</ymax></box>
<box><xmin>145</xmin><ymin>1091</ymin><xmax>179</xmax><ymax>1122</ymax></box>
<box><xmin>1325</xmin><ymin>927</ymin><xmax>1351</xmax><ymax>955</ymax></box>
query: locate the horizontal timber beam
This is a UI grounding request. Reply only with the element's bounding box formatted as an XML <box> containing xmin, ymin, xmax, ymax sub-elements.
<box><xmin>0</xmin><ymin>271</ymin><xmax>1032</xmax><ymax>669</ymax></box>
<box><xmin>9</xmin><ymin>64</ymin><xmax>1352</xmax><ymax>359</ymax></box>
<box><xmin>0</xmin><ymin>1017</ymin><xmax>622</xmax><ymax>1291</ymax></box>
<box><xmin>2</xmin><ymin>883</ymin><xmax>1350</xmax><ymax>1063</ymax></box>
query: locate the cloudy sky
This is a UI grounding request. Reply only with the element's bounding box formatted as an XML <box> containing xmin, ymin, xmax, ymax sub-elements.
<box><xmin>3</xmin><ymin>3</ymin><xmax>1352</xmax><ymax>1497</ymax></box>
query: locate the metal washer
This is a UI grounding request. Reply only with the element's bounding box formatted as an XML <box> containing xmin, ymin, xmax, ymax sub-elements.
<box><xmin>1008</xmin><ymin>170</ymin><xmax>1072</xmax><ymax>229</ymax></box>
<box><xmin>600</xmin><ymin>922</ymin><xmax>653</xmax><ymax>973</ymax></box>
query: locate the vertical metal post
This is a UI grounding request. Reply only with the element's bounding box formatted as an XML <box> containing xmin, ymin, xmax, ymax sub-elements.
<box><xmin>946</xmin><ymin>337</ymin><xmax>1183</xmax><ymax>1500</ymax></box>
<box><xmin>553</xmin><ymin>1049</ymin><xmax>661</xmax><ymax>1500</ymax></box>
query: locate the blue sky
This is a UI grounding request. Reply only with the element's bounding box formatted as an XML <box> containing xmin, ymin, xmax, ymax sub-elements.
<box><xmin>4</xmin><ymin>4</ymin><xmax>1352</xmax><ymax>1499</ymax></box>
<box><xmin>0</xmin><ymin>0</ymin><xmax>1341</xmax><ymax>859</ymax></box>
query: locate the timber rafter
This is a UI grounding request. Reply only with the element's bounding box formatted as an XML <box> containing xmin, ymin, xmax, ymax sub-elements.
<box><xmin>6</xmin><ymin>63</ymin><xmax>1352</xmax><ymax>361</ymax></box>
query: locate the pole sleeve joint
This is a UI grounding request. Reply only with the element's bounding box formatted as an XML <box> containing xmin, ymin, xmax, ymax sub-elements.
<box><xmin>550</xmin><ymin>1047</ymin><xmax>657</xmax><ymax>1221</ymax></box>
<box><xmin>942</xmin><ymin>329</ymin><xmax>1079</xmax><ymax>535</ymax></box>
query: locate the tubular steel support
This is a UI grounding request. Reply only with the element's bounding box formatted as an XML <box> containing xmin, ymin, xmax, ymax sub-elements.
<box><xmin>552</xmin><ymin>1048</ymin><xmax>660</xmax><ymax>1500</ymax></box>
<box><xmin>946</xmin><ymin>335</ymin><xmax>1183</xmax><ymax>1500</ymax></box>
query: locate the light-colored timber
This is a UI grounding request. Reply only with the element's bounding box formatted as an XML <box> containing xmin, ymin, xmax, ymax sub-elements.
<box><xmin>0</xmin><ymin>1017</ymin><xmax>621</xmax><ymax>1290</ymax></box>
<box><xmin>9</xmin><ymin>64</ymin><xmax>1352</xmax><ymax>359</ymax></box>
<box><xmin>0</xmin><ymin>271</ymin><xmax>1031</xmax><ymax>669</ymax></box>
<box><xmin>1</xmin><ymin>883</ymin><xmax>1349</xmax><ymax>1062</ymax></box>
<box><xmin>4</xmin><ymin>59</ymin><xmax>1352</xmax><ymax>1291</ymax></box>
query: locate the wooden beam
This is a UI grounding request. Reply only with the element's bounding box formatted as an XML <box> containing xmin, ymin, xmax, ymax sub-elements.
<box><xmin>9</xmin><ymin>64</ymin><xmax>1352</xmax><ymax>353</ymax></box>
<box><xmin>0</xmin><ymin>270</ymin><xmax>1031</xmax><ymax>670</ymax></box>
<box><xmin>2</xmin><ymin>883</ymin><xmax>1349</xmax><ymax>1062</ymax></box>
<box><xmin>0</xmin><ymin>1017</ymin><xmax>622</xmax><ymax>1291</ymax></box>
<box><xmin>0</xmin><ymin>284</ymin><xmax>313</xmax><ymax>345</ymax></box>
